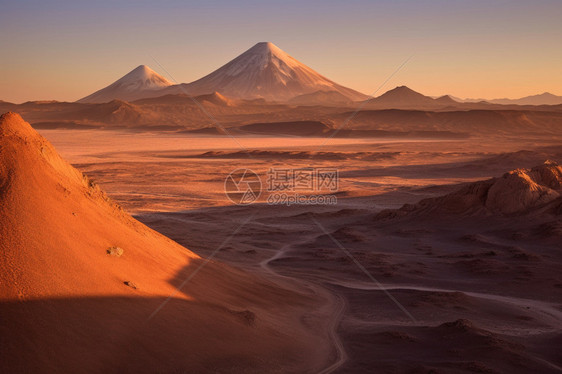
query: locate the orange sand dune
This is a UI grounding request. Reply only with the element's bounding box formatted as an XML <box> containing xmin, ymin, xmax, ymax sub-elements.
<box><xmin>0</xmin><ymin>112</ymin><xmax>332</xmax><ymax>373</ymax></box>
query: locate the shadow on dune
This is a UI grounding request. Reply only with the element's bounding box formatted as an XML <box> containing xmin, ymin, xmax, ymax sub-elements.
<box><xmin>0</xmin><ymin>295</ymin><xmax>276</xmax><ymax>374</ymax></box>
<box><xmin>1</xmin><ymin>256</ymin><xmax>321</xmax><ymax>374</ymax></box>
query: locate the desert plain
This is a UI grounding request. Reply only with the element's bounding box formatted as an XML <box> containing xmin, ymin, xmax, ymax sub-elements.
<box><xmin>3</xmin><ymin>118</ymin><xmax>559</xmax><ymax>372</ymax></box>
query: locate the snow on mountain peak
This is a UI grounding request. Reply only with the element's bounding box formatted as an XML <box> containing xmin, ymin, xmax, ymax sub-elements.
<box><xmin>78</xmin><ymin>43</ymin><xmax>368</xmax><ymax>103</ymax></box>
<box><xmin>77</xmin><ymin>65</ymin><xmax>172</xmax><ymax>103</ymax></box>
<box><xmin>220</xmin><ymin>41</ymin><xmax>301</xmax><ymax>77</ymax></box>
<box><xmin>248</xmin><ymin>42</ymin><xmax>293</xmax><ymax>61</ymax></box>
<box><xmin>118</xmin><ymin>65</ymin><xmax>172</xmax><ymax>87</ymax></box>
<box><xmin>164</xmin><ymin>42</ymin><xmax>368</xmax><ymax>101</ymax></box>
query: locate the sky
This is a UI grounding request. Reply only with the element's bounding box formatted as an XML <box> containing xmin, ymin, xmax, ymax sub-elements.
<box><xmin>1</xmin><ymin>0</ymin><xmax>561</xmax><ymax>103</ymax></box>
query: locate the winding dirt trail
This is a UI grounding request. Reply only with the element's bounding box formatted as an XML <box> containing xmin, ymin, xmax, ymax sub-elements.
<box><xmin>258</xmin><ymin>243</ymin><xmax>349</xmax><ymax>373</ymax></box>
<box><xmin>328</xmin><ymin>280</ymin><xmax>562</xmax><ymax>329</ymax></box>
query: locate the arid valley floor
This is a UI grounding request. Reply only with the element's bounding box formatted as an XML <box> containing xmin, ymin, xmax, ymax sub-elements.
<box><xmin>11</xmin><ymin>123</ymin><xmax>560</xmax><ymax>373</ymax></box>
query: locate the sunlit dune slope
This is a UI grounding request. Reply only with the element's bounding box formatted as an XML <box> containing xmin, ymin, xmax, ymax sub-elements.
<box><xmin>0</xmin><ymin>112</ymin><xmax>329</xmax><ymax>373</ymax></box>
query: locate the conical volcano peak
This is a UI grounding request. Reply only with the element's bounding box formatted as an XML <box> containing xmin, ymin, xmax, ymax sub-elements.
<box><xmin>79</xmin><ymin>42</ymin><xmax>368</xmax><ymax>102</ymax></box>
<box><xmin>249</xmin><ymin>42</ymin><xmax>285</xmax><ymax>56</ymax></box>
<box><xmin>117</xmin><ymin>65</ymin><xmax>171</xmax><ymax>86</ymax></box>
<box><xmin>252</xmin><ymin>41</ymin><xmax>278</xmax><ymax>49</ymax></box>
<box><xmin>133</xmin><ymin>64</ymin><xmax>151</xmax><ymax>71</ymax></box>
<box><xmin>128</xmin><ymin>64</ymin><xmax>157</xmax><ymax>78</ymax></box>
<box><xmin>77</xmin><ymin>65</ymin><xmax>172</xmax><ymax>103</ymax></box>
<box><xmin>164</xmin><ymin>42</ymin><xmax>368</xmax><ymax>101</ymax></box>
<box><xmin>231</xmin><ymin>41</ymin><xmax>301</xmax><ymax>72</ymax></box>
<box><xmin>246</xmin><ymin>42</ymin><xmax>300</xmax><ymax>70</ymax></box>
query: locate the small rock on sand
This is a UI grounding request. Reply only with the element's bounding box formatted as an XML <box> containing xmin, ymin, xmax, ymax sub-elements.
<box><xmin>124</xmin><ymin>281</ymin><xmax>137</xmax><ymax>289</ymax></box>
<box><xmin>107</xmin><ymin>246</ymin><xmax>124</xmax><ymax>257</ymax></box>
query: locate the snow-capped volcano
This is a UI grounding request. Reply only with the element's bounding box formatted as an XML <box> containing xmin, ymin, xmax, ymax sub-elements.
<box><xmin>77</xmin><ymin>65</ymin><xmax>172</xmax><ymax>103</ymax></box>
<box><xmin>164</xmin><ymin>42</ymin><xmax>368</xmax><ymax>102</ymax></box>
<box><xmin>77</xmin><ymin>43</ymin><xmax>367</xmax><ymax>103</ymax></box>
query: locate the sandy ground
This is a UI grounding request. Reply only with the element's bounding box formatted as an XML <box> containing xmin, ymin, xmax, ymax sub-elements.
<box><xmin>1</xmin><ymin>115</ymin><xmax>334</xmax><ymax>374</ymax></box>
<box><xmin>36</xmin><ymin>128</ymin><xmax>562</xmax><ymax>373</ymax></box>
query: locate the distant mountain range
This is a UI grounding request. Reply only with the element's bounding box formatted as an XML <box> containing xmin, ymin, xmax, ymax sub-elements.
<box><xmin>452</xmin><ymin>92</ymin><xmax>562</xmax><ymax>106</ymax></box>
<box><xmin>3</xmin><ymin>90</ymin><xmax>561</xmax><ymax>136</ymax></box>
<box><xmin>43</xmin><ymin>41</ymin><xmax>562</xmax><ymax>107</ymax></box>
<box><xmin>488</xmin><ymin>92</ymin><xmax>562</xmax><ymax>106</ymax></box>
<box><xmin>78</xmin><ymin>42</ymin><xmax>368</xmax><ymax>104</ymax></box>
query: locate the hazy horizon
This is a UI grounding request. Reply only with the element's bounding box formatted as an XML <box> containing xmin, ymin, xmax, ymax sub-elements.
<box><xmin>1</xmin><ymin>0</ymin><xmax>561</xmax><ymax>103</ymax></box>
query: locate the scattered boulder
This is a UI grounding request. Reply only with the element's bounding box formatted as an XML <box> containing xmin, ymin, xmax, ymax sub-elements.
<box><xmin>107</xmin><ymin>246</ymin><xmax>124</xmax><ymax>257</ymax></box>
<box><xmin>123</xmin><ymin>281</ymin><xmax>137</xmax><ymax>290</ymax></box>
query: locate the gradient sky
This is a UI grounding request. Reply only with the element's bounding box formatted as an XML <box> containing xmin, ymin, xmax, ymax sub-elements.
<box><xmin>1</xmin><ymin>0</ymin><xmax>561</xmax><ymax>103</ymax></box>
